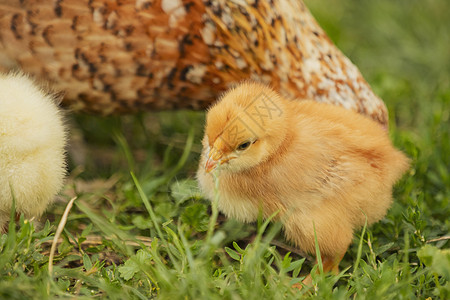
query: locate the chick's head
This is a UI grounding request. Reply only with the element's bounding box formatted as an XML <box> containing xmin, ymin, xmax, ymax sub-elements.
<box><xmin>203</xmin><ymin>82</ymin><xmax>289</xmax><ymax>173</ymax></box>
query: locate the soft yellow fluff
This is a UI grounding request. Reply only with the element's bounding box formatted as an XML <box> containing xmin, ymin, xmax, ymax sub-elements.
<box><xmin>197</xmin><ymin>82</ymin><xmax>410</xmax><ymax>280</ymax></box>
<box><xmin>0</xmin><ymin>73</ymin><xmax>66</xmax><ymax>228</ymax></box>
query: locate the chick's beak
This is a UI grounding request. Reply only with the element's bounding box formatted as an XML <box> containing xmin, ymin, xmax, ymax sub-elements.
<box><xmin>205</xmin><ymin>157</ymin><xmax>217</xmax><ymax>173</ymax></box>
<box><xmin>205</xmin><ymin>147</ymin><xmax>223</xmax><ymax>173</ymax></box>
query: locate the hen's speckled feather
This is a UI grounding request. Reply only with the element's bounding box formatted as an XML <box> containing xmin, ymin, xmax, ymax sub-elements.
<box><xmin>0</xmin><ymin>0</ymin><xmax>388</xmax><ymax>126</ymax></box>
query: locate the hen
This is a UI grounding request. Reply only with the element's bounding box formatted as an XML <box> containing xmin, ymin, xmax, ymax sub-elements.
<box><xmin>0</xmin><ymin>72</ymin><xmax>67</xmax><ymax>231</ymax></box>
<box><xmin>197</xmin><ymin>82</ymin><xmax>409</xmax><ymax>284</ymax></box>
<box><xmin>0</xmin><ymin>0</ymin><xmax>387</xmax><ymax>126</ymax></box>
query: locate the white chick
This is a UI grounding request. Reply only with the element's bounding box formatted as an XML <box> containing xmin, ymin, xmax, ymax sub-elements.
<box><xmin>0</xmin><ymin>72</ymin><xmax>67</xmax><ymax>230</ymax></box>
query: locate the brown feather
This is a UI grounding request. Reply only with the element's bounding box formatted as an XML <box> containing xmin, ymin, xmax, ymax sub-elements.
<box><xmin>0</xmin><ymin>0</ymin><xmax>388</xmax><ymax>126</ymax></box>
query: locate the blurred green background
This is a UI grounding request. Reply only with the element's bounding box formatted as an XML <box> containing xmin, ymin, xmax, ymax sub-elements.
<box><xmin>307</xmin><ymin>0</ymin><xmax>450</xmax><ymax>129</ymax></box>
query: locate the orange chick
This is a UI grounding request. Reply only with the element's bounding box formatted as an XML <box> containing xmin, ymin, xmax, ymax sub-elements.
<box><xmin>197</xmin><ymin>82</ymin><xmax>409</xmax><ymax>283</ymax></box>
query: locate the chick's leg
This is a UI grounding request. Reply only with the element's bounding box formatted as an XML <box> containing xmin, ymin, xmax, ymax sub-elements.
<box><xmin>321</xmin><ymin>252</ymin><xmax>346</xmax><ymax>274</ymax></box>
<box><xmin>0</xmin><ymin>212</ymin><xmax>21</xmax><ymax>233</ymax></box>
<box><xmin>295</xmin><ymin>251</ymin><xmax>346</xmax><ymax>288</ymax></box>
<box><xmin>284</xmin><ymin>209</ymin><xmax>353</xmax><ymax>289</ymax></box>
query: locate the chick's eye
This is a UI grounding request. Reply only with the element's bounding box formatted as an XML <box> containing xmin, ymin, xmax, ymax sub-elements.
<box><xmin>237</xmin><ymin>141</ymin><xmax>251</xmax><ymax>151</ymax></box>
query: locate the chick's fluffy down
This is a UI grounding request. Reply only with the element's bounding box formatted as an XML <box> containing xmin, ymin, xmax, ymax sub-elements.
<box><xmin>0</xmin><ymin>73</ymin><xmax>66</xmax><ymax>224</ymax></box>
<box><xmin>198</xmin><ymin>82</ymin><xmax>410</xmax><ymax>257</ymax></box>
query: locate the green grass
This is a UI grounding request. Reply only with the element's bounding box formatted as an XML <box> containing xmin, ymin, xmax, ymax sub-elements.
<box><xmin>1</xmin><ymin>0</ymin><xmax>449</xmax><ymax>298</ymax></box>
